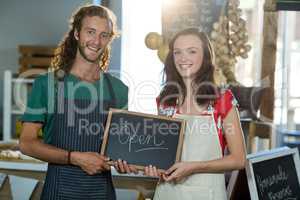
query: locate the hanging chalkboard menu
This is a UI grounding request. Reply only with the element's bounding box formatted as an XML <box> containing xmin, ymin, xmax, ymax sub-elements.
<box><xmin>277</xmin><ymin>0</ymin><xmax>300</xmax><ymax>11</ymax></box>
<box><xmin>100</xmin><ymin>109</ymin><xmax>185</xmax><ymax>171</ymax></box>
<box><xmin>161</xmin><ymin>0</ymin><xmax>227</xmax><ymax>40</ymax></box>
<box><xmin>246</xmin><ymin>147</ymin><xmax>300</xmax><ymax>200</ymax></box>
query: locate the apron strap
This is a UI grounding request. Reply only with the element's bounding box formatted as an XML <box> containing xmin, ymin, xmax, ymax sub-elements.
<box><xmin>103</xmin><ymin>73</ymin><xmax>117</xmax><ymax>108</ymax></box>
<box><xmin>54</xmin><ymin>75</ymin><xmax>65</xmax><ymax>115</ymax></box>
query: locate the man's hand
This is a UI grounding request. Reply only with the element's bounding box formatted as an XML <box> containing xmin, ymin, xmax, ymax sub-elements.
<box><xmin>70</xmin><ymin>152</ymin><xmax>111</xmax><ymax>175</ymax></box>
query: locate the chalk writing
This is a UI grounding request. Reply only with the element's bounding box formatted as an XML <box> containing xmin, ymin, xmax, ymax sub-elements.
<box><xmin>108</xmin><ymin>118</ymin><xmax>178</xmax><ymax>153</ymax></box>
<box><xmin>118</xmin><ymin>131</ymin><xmax>166</xmax><ymax>153</ymax></box>
<box><xmin>256</xmin><ymin>165</ymin><xmax>296</xmax><ymax>200</ymax></box>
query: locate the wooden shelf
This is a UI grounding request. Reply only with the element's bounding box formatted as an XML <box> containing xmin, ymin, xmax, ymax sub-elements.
<box><xmin>18</xmin><ymin>45</ymin><xmax>56</xmax><ymax>56</ymax></box>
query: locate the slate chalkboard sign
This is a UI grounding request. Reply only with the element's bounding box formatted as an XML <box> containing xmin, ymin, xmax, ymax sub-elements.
<box><xmin>277</xmin><ymin>0</ymin><xmax>300</xmax><ymax>11</ymax></box>
<box><xmin>246</xmin><ymin>147</ymin><xmax>300</xmax><ymax>200</ymax></box>
<box><xmin>100</xmin><ymin>109</ymin><xmax>185</xmax><ymax>171</ymax></box>
<box><xmin>162</xmin><ymin>0</ymin><xmax>226</xmax><ymax>39</ymax></box>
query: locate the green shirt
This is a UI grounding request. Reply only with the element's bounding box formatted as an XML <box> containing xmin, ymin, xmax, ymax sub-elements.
<box><xmin>21</xmin><ymin>72</ymin><xmax>128</xmax><ymax>144</ymax></box>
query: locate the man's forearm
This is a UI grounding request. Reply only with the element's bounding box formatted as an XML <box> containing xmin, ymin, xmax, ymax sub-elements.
<box><xmin>20</xmin><ymin>139</ymin><xmax>69</xmax><ymax>164</ymax></box>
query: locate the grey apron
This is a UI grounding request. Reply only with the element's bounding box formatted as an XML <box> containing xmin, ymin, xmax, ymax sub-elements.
<box><xmin>41</xmin><ymin>73</ymin><xmax>117</xmax><ymax>200</ymax></box>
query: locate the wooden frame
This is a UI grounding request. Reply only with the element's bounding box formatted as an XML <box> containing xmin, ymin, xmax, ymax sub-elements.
<box><xmin>245</xmin><ymin>147</ymin><xmax>300</xmax><ymax>200</ymax></box>
<box><xmin>100</xmin><ymin>108</ymin><xmax>186</xmax><ymax>171</ymax></box>
<box><xmin>227</xmin><ymin>169</ymin><xmax>251</xmax><ymax>200</ymax></box>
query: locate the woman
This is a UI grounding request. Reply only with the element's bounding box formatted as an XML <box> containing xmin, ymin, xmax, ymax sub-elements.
<box><xmin>144</xmin><ymin>28</ymin><xmax>246</xmax><ymax>200</ymax></box>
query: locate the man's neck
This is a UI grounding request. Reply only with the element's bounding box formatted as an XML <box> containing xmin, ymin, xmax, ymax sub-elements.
<box><xmin>70</xmin><ymin>56</ymin><xmax>101</xmax><ymax>82</ymax></box>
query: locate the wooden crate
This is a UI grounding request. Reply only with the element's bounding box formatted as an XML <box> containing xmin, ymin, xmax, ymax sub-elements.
<box><xmin>18</xmin><ymin>45</ymin><xmax>56</xmax><ymax>73</ymax></box>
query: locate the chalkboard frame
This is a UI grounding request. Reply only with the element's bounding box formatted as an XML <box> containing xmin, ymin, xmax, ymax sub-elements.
<box><xmin>245</xmin><ymin>147</ymin><xmax>300</xmax><ymax>200</ymax></box>
<box><xmin>100</xmin><ymin>108</ymin><xmax>186</xmax><ymax>171</ymax></box>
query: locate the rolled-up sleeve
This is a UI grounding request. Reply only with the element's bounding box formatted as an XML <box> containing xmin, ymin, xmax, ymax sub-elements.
<box><xmin>21</xmin><ymin>75</ymin><xmax>47</xmax><ymax>123</ymax></box>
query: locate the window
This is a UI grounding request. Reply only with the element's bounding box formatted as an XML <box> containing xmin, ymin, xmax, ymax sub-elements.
<box><xmin>236</xmin><ymin>0</ymin><xmax>265</xmax><ymax>86</ymax></box>
<box><xmin>121</xmin><ymin>0</ymin><xmax>163</xmax><ymax>114</ymax></box>
<box><xmin>275</xmin><ymin>11</ymin><xmax>300</xmax><ymax>129</ymax></box>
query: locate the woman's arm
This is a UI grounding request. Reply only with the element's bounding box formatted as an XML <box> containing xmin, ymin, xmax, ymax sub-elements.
<box><xmin>192</xmin><ymin>106</ymin><xmax>246</xmax><ymax>172</ymax></box>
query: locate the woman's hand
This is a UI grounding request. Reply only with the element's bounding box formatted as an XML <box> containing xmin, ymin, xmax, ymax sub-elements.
<box><xmin>113</xmin><ymin>159</ymin><xmax>139</xmax><ymax>174</ymax></box>
<box><xmin>144</xmin><ymin>165</ymin><xmax>161</xmax><ymax>178</ymax></box>
<box><xmin>163</xmin><ymin>162</ymin><xmax>195</xmax><ymax>182</ymax></box>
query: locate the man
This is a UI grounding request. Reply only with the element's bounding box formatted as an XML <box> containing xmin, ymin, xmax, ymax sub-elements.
<box><xmin>20</xmin><ymin>5</ymin><xmax>135</xmax><ymax>199</ymax></box>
